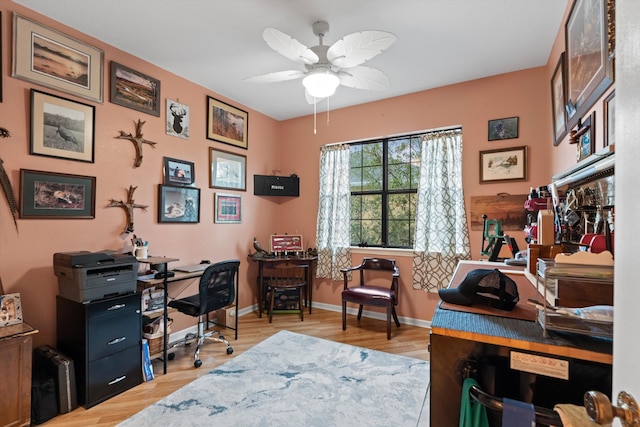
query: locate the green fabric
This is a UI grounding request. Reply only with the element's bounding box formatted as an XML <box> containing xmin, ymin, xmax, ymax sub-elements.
<box><xmin>459</xmin><ymin>378</ymin><xmax>490</xmax><ymax>427</ymax></box>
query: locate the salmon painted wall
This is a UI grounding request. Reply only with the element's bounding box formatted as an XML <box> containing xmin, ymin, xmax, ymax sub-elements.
<box><xmin>1</xmin><ymin>0</ymin><xmax>602</xmax><ymax>346</ymax></box>
<box><xmin>0</xmin><ymin>1</ymin><xmax>281</xmax><ymax>346</ymax></box>
<box><xmin>277</xmin><ymin>67</ymin><xmax>554</xmax><ymax>322</ymax></box>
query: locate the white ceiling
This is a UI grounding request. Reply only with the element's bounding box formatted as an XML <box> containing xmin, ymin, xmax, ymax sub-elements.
<box><xmin>13</xmin><ymin>0</ymin><xmax>568</xmax><ymax>121</ymax></box>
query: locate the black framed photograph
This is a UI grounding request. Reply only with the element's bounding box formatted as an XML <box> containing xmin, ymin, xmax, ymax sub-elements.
<box><xmin>565</xmin><ymin>0</ymin><xmax>614</xmax><ymax>130</ymax></box>
<box><xmin>30</xmin><ymin>89</ymin><xmax>95</xmax><ymax>163</ymax></box>
<box><xmin>603</xmin><ymin>90</ymin><xmax>615</xmax><ymax>147</ymax></box>
<box><xmin>206</xmin><ymin>96</ymin><xmax>248</xmax><ymax>149</ymax></box>
<box><xmin>551</xmin><ymin>53</ymin><xmax>568</xmax><ymax>146</ymax></box>
<box><xmin>12</xmin><ymin>13</ymin><xmax>104</xmax><ymax>103</ymax></box>
<box><xmin>166</xmin><ymin>99</ymin><xmax>190</xmax><ymax>139</ymax></box>
<box><xmin>110</xmin><ymin>61</ymin><xmax>161</xmax><ymax>117</ymax></box>
<box><xmin>158</xmin><ymin>185</ymin><xmax>200</xmax><ymax>223</ymax></box>
<box><xmin>577</xmin><ymin>111</ymin><xmax>596</xmax><ymax>161</ymax></box>
<box><xmin>209</xmin><ymin>148</ymin><xmax>247</xmax><ymax>191</ymax></box>
<box><xmin>214</xmin><ymin>193</ymin><xmax>242</xmax><ymax>224</ymax></box>
<box><xmin>479</xmin><ymin>146</ymin><xmax>527</xmax><ymax>183</ymax></box>
<box><xmin>488</xmin><ymin>117</ymin><xmax>518</xmax><ymax>141</ymax></box>
<box><xmin>163</xmin><ymin>157</ymin><xmax>195</xmax><ymax>186</ymax></box>
<box><xmin>20</xmin><ymin>169</ymin><xmax>96</xmax><ymax>219</ymax></box>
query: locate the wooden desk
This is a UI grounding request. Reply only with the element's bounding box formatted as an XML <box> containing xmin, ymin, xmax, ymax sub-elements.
<box><xmin>0</xmin><ymin>323</ymin><xmax>38</xmax><ymax>427</ymax></box>
<box><xmin>430</xmin><ymin>260</ymin><xmax>613</xmax><ymax>426</ymax></box>
<box><xmin>248</xmin><ymin>255</ymin><xmax>317</xmax><ymax>318</ymax></box>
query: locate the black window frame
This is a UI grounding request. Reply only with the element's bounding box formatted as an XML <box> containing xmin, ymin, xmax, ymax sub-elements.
<box><xmin>349</xmin><ymin>133</ymin><xmax>422</xmax><ymax>249</ymax></box>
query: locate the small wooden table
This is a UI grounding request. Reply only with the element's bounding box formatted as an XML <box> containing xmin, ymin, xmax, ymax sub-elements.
<box><xmin>248</xmin><ymin>254</ymin><xmax>317</xmax><ymax>318</ymax></box>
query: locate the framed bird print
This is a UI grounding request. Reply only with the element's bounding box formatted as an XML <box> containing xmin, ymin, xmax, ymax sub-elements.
<box><xmin>30</xmin><ymin>89</ymin><xmax>95</xmax><ymax>163</ymax></box>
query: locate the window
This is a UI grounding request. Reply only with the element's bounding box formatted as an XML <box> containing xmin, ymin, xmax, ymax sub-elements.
<box><xmin>349</xmin><ymin>134</ymin><xmax>422</xmax><ymax>248</ymax></box>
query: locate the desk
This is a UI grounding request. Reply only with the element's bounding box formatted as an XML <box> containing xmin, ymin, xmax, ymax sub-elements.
<box><xmin>249</xmin><ymin>255</ymin><xmax>317</xmax><ymax>318</ymax></box>
<box><xmin>430</xmin><ymin>260</ymin><xmax>612</xmax><ymax>426</ymax></box>
<box><xmin>137</xmin><ymin>258</ymin><xmax>240</xmax><ymax>373</ymax></box>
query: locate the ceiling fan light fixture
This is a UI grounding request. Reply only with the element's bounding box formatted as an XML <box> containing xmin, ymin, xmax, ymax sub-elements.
<box><xmin>303</xmin><ymin>69</ymin><xmax>340</xmax><ymax>98</ymax></box>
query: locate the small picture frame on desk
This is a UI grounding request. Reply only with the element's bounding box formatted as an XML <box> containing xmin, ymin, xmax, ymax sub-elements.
<box><xmin>0</xmin><ymin>293</ymin><xmax>23</xmax><ymax>327</ymax></box>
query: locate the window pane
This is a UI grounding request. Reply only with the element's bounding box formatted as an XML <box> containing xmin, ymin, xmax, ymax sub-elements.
<box><xmin>361</xmin><ymin>194</ymin><xmax>381</xmax><ymax>220</ymax></box>
<box><xmin>362</xmin><ymin>142</ymin><xmax>382</xmax><ymax>167</ymax></box>
<box><xmin>350</xmin><ymin>144</ymin><xmax>363</xmax><ymax>168</ymax></box>
<box><xmin>388</xmin><ymin>219</ymin><xmax>412</xmax><ymax>247</ymax></box>
<box><xmin>388</xmin><ymin>138</ymin><xmax>411</xmax><ymax>163</ymax></box>
<box><xmin>361</xmin><ymin>220</ymin><xmax>382</xmax><ymax>246</ymax></box>
<box><xmin>361</xmin><ymin>166</ymin><xmax>382</xmax><ymax>191</ymax></box>
<box><xmin>388</xmin><ymin>163</ymin><xmax>411</xmax><ymax>190</ymax></box>
<box><xmin>388</xmin><ymin>193</ymin><xmax>411</xmax><ymax>219</ymax></box>
<box><xmin>350</xmin><ymin>167</ymin><xmax>363</xmax><ymax>192</ymax></box>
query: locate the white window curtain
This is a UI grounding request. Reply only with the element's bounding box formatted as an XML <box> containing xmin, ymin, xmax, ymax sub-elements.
<box><xmin>413</xmin><ymin>129</ymin><xmax>471</xmax><ymax>292</ymax></box>
<box><xmin>315</xmin><ymin>144</ymin><xmax>351</xmax><ymax>280</ymax></box>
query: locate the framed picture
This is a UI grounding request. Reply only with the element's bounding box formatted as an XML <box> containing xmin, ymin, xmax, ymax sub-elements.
<box><xmin>158</xmin><ymin>185</ymin><xmax>200</xmax><ymax>223</ymax></box>
<box><xmin>209</xmin><ymin>148</ymin><xmax>247</xmax><ymax>191</ymax></box>
<box><xmin>565</xmin><ymin>0</ymin><xmax>614</xmax><ymax>130</ymax></box>
<box><xmin>110</xmin><ymin>61</ymin><xmax>161</xmax><ymax>116</ymax></box>
<box><xmin>0</xmin><ymin>12</ymin><xmax>3</xmax><ymax>103</ymax></box>
<box><xmin>214</xmin><ymin>193</ymin><xmax>242</xmax><ymax>224</ymax></box>
<box><xmin>163</xmin><ymin>157</ymin><xmax>195</xmax><ymax>186</ymax></box>
<box><xmin>206</xmin><ymin>96</ymin><xmax>248</xmax><ymax>149</ymax></box>
<box><xmin>166</xmin><ymin>99</ymin><xmax>189</xmax><ymax>139</ymax></box>
<box><xmin>488</xmin><ymin>117</ymin><xmax>518</xmax><ymax>141</ymax></box>
<box><xmin>30</xmin><ymin>89</ymin><xmax>95</xmax><ymax>163</ymax></box>
<box><xmin>12</xmin><ymin>13</ymin><xmax>104</xmax><ymax>103</ymax></box>
<box><xmin>0</xmin><ymin>293</ymin><xmax>23</xmax><ymax>327</ymax></box>
<box><xmin>603</xmin><ymin>90</ymin><xmax>615</xmax><ymax>147</ymax></box>
<box><xmin>479</xmin><ymin>146</ymin><xmax>527</xmax><ymax>183</ymax></box>
<box><xmin>270</xmin><ymin>234</ymin><xmax>304</xmax><ymax>253</ymax></box>
<box><xmin>551</xmin><ymin>53</ymin><xmax>568</xmax><ymax>146</ymax></box>
<box><xmin>577</xmin><ymin>111</ymin><xmax>596</xmax><ymax>161</ymax></box>
<box><xmin>20</xmin><ymin>169</ymin><xmax>96</xmax><ymax>219</ymax></box>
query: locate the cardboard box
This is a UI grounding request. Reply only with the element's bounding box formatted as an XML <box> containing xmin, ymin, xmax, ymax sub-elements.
<box><xmin>216</xmin><ymin>305</ymin><xmax>236</xmax><ymax>327</ymax></box>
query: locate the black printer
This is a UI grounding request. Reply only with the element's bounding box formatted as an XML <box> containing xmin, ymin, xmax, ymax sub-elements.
<box><xmin>54</xmin><ymin>251</ymin><xmax>138</xmax><ymax>303</ymax></box>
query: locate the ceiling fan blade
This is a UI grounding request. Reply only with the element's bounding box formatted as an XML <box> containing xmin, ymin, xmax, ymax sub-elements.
<box><xmin>245</xmin><ymin>70</ymin><xmax>306</xmax><ymax>83</ymax></box>
<box><xmin>327</xmin><ymin>30</ymin><xmax>396</xmax><ymax>68</ymax></box>
<box><xmin>263</xmin><ymin>28</ymin><xmax>319</xmax><ymax>65</ymax></box>
<box><xmin>338</xmin><ymin>66</ymin><xmax>391</xmax><ymax>91</ymax></box>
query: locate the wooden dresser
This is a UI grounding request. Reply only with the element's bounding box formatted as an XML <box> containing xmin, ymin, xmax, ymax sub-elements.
<box><xmin>0</xmin><ymin>323</ymin><xmax>38</xmax><ymax>427</ymax></box>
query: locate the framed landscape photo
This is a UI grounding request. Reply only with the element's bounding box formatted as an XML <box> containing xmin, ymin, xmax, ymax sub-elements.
<box><xmin>603</xmin><ymin>90</ymin><xmax>615</xmax><ymax>147</ymax></box>
<box><xmin>166</xmin><ymin>99</ymin><xmax>190</xmax><ymax>139</ymax></box>
<box><xmin>479</xmin><ymin>146</ymin><xmax>527</xmax><ymax>183</ymax></box>
<box><xmin>577</xmin><ymin>111</ymin><xmax>596</xmax><ymax>161</ymax></box>
<box><xmin>565</xmin><ymin>0</ymin><xmax>614</xmax><ymax>130</ymax></box>
<box><xmin>551</xmin><ymin>53</ymin><xmax>568</xmax><ymax>146</ymax></box>
<box><xmin>12</xmin><ymin>13</ymin><xmax>104</xmax><ymax>103</ymax></box>
<box><xmin>214</xmin><ymin>193</ymin><xmax>242</xmax><ymax>224</ymax></box>
<box><xmin>158</xmin><ymin>185</ymin><xmax>200</xmax><ymax>223</ymax></box>
<box><xmin>488</xmin><ymin>117</ymin><xmax>518</xmax><ymax>141</ymax></box>
<box><xmin>207</xmin><ymin>96</ymin><xmax>248</xmax><ymax>149</ymax></box>
<box><xmin>163</xmin><ymin>157</ymin><xmax>195</xmax><ymax>186</ymax></box>
<box><xmin>0</xmin><ymin>293</ymin><xmax>23</xmax><ymax>327</ymax></box>
<box><xmin>20</xmin><ymin>169</ymin><xmax>96</xmax><ymax>219</ymax></box>
<box><xmin>110</xmin><ymin>61</ymin><xmax>161</xmax><ymax>116</ymax></box>
<box><xmin>209</xmin><ymin>148</ymin><xmax>247</xmax><ymax>191</ymax></box>
<box><xmin>30</xmin><ymin>89</ymin><xmax>95</xmax><ymax>163</ymax></box>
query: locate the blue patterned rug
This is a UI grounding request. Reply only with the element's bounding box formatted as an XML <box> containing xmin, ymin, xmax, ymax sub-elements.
<box><xmin>119</xmin><ymin>330</ymin><xmax>430</xmax><ymax>426</ymax></box>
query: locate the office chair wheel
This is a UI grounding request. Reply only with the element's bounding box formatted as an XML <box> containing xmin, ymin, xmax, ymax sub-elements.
<box><xmin>226</xmin><ymin>347</ymin><xmax>234</xmax><ymax>355</ymax></box>
<box><xmin>167</xmin><ymin>352</ymin><xmax>175</xmax><ymax>361</ymax></box>
<box><xmin>194</xmin><ymin>359</ymin><xmax>202</xmax><ymax>368</ymax></box>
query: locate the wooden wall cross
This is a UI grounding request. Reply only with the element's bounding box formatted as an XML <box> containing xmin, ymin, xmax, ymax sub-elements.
<box><xmin>107</xmin><ymin>185</ymin><xmax>148</xmax><ymax>233</ymax></box>
<box><xmin>115</xmin><ymin>119</ymin><xmax>157</xmax><ymax>167</ymax></box>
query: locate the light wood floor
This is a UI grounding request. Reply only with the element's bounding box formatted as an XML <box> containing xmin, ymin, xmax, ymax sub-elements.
<box><xmin>42</xmin><ymin>308</ymin><xmax>431</xmax><ymax>426</ymax></box>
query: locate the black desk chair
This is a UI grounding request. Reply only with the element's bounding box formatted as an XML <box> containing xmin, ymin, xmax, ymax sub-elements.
<box><xmin>168</xmin><ymin>259</ymin><xmax>239</xmax><ymax>368</ymax></box>
<box><xmin>340</xmin><ymin>257</ymin><xmax>400</xmax><ymax>340</ymax></box>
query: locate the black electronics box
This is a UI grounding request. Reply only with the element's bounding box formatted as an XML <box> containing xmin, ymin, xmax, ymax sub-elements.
<box><xmin>254</xmin><ymin>175</ymin><xmax>299</xmax><ymax>197</ymax></box>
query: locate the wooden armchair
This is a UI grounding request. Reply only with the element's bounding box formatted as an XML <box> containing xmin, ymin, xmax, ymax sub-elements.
<box><xmin>340</xmin><ymin>258</ymin><xmax>400</xmax><ymax>340</ymax></box>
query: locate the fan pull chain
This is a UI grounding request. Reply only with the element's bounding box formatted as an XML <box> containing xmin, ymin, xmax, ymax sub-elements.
<box><xmin>326</xmin><ymin>96</ymin><xmax>330</xmax><ymax>126</ymax></box>
<box><xmin>313</xmin><ymin>97</ymin><xmax>317</xmax><ymax>134</ymax></box>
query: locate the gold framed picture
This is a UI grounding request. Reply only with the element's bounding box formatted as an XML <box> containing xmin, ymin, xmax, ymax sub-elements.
<box><xmin>206</xmin><ymin>96</ymin><xmax>248</xmax><ymax>149</ymax></box>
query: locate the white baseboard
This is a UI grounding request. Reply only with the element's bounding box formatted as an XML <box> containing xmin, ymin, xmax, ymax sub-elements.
<box><xmin>169</xmin><ymin>303</ymin><xmax>431</xmax><ymax>341</ymax></box>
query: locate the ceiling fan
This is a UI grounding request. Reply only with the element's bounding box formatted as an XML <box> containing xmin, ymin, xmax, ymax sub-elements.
<box><xmin>246</xmin><ymin>21</ymin><xmax>396</xmax><ymax>103</ymax></box>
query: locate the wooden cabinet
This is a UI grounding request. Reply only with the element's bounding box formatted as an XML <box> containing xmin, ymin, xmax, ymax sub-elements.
<box><xmin>0</xmin><ymin>323</ymin><xmax>37</xmax><ymax>427</ymax></box>
<box><xmin>56</xmin><ymin>293</ymin><xmax>142</xmax><ymax>408</ymax></box>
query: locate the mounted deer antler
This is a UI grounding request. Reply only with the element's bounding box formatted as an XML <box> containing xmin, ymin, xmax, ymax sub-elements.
<box><xmin>115</xmin><ymin>119</ymin><xmax>157</xmax><ymax>167</ymax></box>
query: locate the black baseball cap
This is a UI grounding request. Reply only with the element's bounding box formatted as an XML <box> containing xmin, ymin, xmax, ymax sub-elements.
<box><xmin>438</xmin><ymin>269</ymin><xmax>519</xmax><ymax>311</ymax></box>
